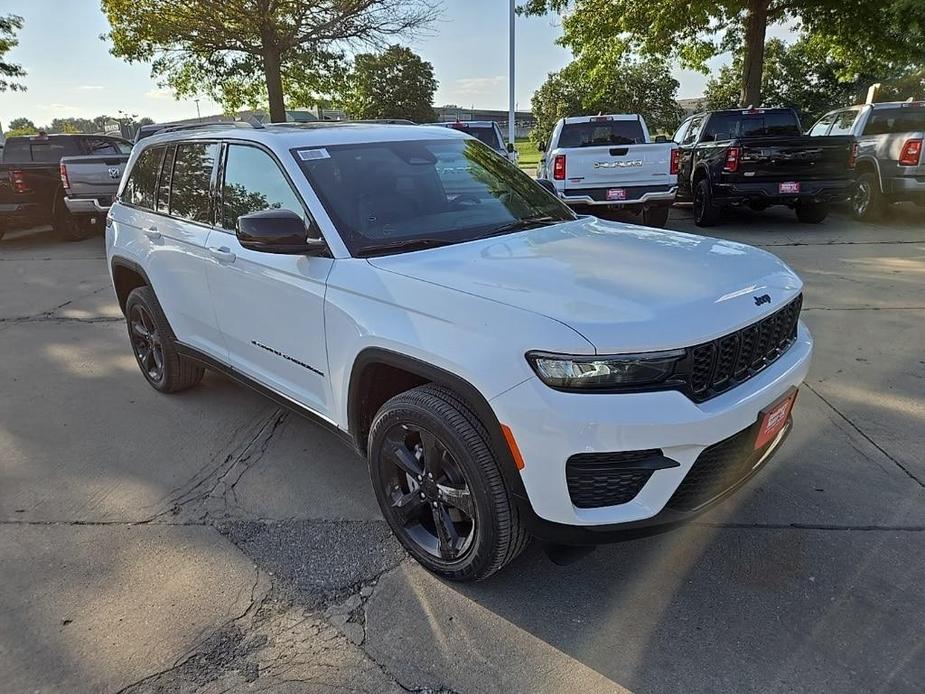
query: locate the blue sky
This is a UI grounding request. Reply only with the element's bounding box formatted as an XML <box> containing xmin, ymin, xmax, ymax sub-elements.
<box><xmin>0</xmin><ymin>0</ymin><xmax>790</xmax><ymax>130</ymax></box>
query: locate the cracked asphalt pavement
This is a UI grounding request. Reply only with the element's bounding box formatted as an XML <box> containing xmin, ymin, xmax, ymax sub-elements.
<box><xmin>1</xmin><ymin>209</ymin><xmax>924</xmax><ymax>693</ymax></box>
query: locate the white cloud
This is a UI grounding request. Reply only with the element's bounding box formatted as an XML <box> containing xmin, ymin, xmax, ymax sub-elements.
<box><xmin>36</xmin><ymin>103</ymin><xmax>84</xmax><ymax>115</ymax></box>
<box><xmin>454</xmin><ymin>75</ymin><xmax>506</xmax><ymax>96</ymax></box>
<box><xmin>145</xmin><ymin>87</ymin><xmax>178</xmax><ymax>100</ymax></box>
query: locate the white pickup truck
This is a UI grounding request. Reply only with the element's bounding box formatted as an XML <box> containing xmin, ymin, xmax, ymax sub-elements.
<box><xmin>537</xmin><ymin>115</ymin><xmax>679</xmax><ymax>227</ymax></box>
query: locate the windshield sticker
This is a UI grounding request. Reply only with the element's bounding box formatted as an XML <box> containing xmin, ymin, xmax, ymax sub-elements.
<box><xmin>297</xmin><ymin>148</ymin><xmax>330</xmax><ymax>161</ymax></box>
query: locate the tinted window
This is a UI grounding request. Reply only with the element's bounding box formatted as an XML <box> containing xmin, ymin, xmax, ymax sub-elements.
<box><xmin>170</xmin><ymin>142</ymin><xmax>218</xmax><ymax>224</ymax></box>
<box><xmin>123</xmin><ymin>146</ymin><xmax>162</xmax><ymax>209</ymax></box>
<box><xmin>828</xmin><ymin>110</ymin><xmax>859</xmax><ymax>136</ymax></box>
<box><xmin>295</xmin><ymin>138</ymin><xmax>574</xmax><ymax>256</ymax></box>
<box><xmin>156</xmin><ymin>145</ymin><xmax>176</xmax><ymax>214</ymax></box>
<box><xmin>222</xmin><ymin>145</ymin><xmax>308</xmax><ymax>232</ymax></box>
<box><xmin>1</xmin><ymin>139</ymin><xmax>30</xmax><ymax>162</ymax></box>
<box><xmin>682</xmin><ymin>115</ymin><xmax>704</xmax><ymax>145</ymax></box>
<box><xmin>864</xmin><ymin>106</ymin><xmax>925</xmax><ymax>135</ymax></box>
<box><xmin>703</xmin><ymin>110</ymin><xmax>801</xmax><ymax>140</ymax></box>
<box><xmin>85</xmin><ymin>137</ymin><xmax>133</xmax><ymax>155</ymax></box>
<box><xmin>26</xmin><ymin>137</ymin><xmax>82</xmax><ymax>163</ymax></box>
<box><xmin>558</xmin><ymin>119</ymin><xmax>645</xmax><ymax>147</ymax></box>
<box><xmin>808</xmin><ymin>113</ymin><xmax>836</xmax><ymax>136</ymax></box>
<box><xmin>448</xmin><ymin>124</ymin><xmax>502</xmax><ymax>149</ymax></box>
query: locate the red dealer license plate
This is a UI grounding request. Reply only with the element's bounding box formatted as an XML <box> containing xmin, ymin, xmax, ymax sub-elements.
<box><xmin>754</xmin><ymin>387</ymin><xmax>798</xmax><ymax>451</ymax></box>
<box><xmin>606</xmin><ymin>188</ymin><xmax>627</xmax><ymax>201</ymax></box>
<box><xmin>779</xmin><ymin>181</ymin><xmax>800</xmax><ymax>194</ymax></box>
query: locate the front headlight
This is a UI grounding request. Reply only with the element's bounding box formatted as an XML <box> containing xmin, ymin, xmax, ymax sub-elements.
<box><xmin>527</xmin><ymin>349</ymin><xmax>686</xmax><ymax>391</ymax></box>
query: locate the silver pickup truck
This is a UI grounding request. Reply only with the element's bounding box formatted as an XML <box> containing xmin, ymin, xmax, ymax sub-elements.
<box><xmin>808</xmin><ymin>100</ymin><xmax>925</xmax><ymax>220</ymax></box>
<box><xmin>60</xmin><ymin>137</ymin><xmax>133</xmax><ymax>227</ymax></box>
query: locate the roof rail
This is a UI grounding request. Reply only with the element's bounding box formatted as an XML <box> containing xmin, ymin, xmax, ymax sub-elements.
<box><xmin>158</xmin><ymin>120</ymin><xmax>264</xmax><ymax>135</ymax></box>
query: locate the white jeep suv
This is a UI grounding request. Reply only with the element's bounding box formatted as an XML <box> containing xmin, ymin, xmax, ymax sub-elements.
<box><xmin>107</xmin><ymin>122</ymin><xmax>812</xmax><ymax>581</ymax></box>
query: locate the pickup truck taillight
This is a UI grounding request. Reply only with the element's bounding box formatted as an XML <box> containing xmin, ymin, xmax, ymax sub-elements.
<box><xmin>670</xmin><ymin>148</ymin><xmax>680</xmax><ymax>175</ymax></box>
<box><xmin>59</xmin><ymin>163</ymin><xmax>70</xmax><ymax>190</ymax></box>
<box><xmin>9</xmin><ymin>169</ymin><xmax>30</xmax><ymax>194</ymax></box>
<box><xmin>552</xmin><ymin>154</ymin><xmax>566</xmax><ymax>180</ymax></box>
<box><xmin>848</xmin><ymin>142</ymin><xmax>858</xmax><ymax>169</ymax></box>
<box><xmin>722</xmin><ymin>146</ymin><xmax>741</xmax><ymax>173</ymax></box>
<box><xmin>899</xmin><ymin>138</ymin><xmax>922</xmax><ymax>166</ymax></box>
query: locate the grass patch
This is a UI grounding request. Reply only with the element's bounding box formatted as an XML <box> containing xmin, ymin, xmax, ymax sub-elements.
<box><xmin>515</xmin><ymin>139</ymin><xmax>542</xmax><ymax>171</ymax></box>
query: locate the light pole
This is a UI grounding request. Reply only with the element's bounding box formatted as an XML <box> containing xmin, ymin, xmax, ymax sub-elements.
<box><xmin>194</xmin><ymin>99</ymin><xmax>202</xmax><ymax>121</ymax></box>
<box><xmin>508</xmin><ymin>0</ymin><xmax>516</xmax><ymax>148</ymax></box>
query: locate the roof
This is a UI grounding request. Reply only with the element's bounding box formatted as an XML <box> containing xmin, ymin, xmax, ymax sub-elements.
<box><xmin>428</xmin><ymin>121</ymin><xmax>498</xmax><ymax>128</ymax></box>
<box><xmin>138</xmin><ymin>122</ymin><xmax>470</xmax><ymax>150</ymax></box>
<box><xmin>867</xmin><ymin>100</ymin><xmax>925</xmax><ymax>109</ymax></box>
<box><xmin>561</xmin><ymin>115</ymin><xmax>642</xmax><ymax>124</ymax></box>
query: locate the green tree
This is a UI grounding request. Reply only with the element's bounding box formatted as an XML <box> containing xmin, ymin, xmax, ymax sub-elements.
<box><xmin>531</xmin><ymin>57</ymin><xmax>684</xmax><ymax>147</ymax></box>
<box><xmin>7</xmin><ymin>117</ymin><xmax>35</xmax><ymax>132</ymax></box>
<box><xmin>342</xmin><ymin>45</ymin><xmax>437</xmax><ymax>122</ymax></box>
<box><xmin>1</xmin><ymin>14</ymin><xmax>26</xmax><ymax>92</ymax></box>
<box><xmin>704</xmin><ymin>37</ymin><xmax>925</xmax><ymax>126</ymax></box>
<box><xmin>521</xmin><ymin>0</ymin><xmax>925</xmax><ymax>109</ymax></box>
<box><xmin>101</xmin><ymin>0</ymin><xmax>439</xmax><ymax>123</ymax></box>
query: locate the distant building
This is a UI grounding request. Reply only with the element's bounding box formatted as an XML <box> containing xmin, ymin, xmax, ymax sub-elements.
<box><xmin>434</xmin><ymin>106</ymin><xmax>534</xmax><ymax>139</ymax></box>
<box><xmin>678</xmin><ymin>97</ymin><xmax>707</xmax><ymax>115</ymax></box>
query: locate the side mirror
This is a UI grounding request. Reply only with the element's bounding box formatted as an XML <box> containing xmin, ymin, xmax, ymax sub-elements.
<box><xmin>535</xmin><ymin>179</ymin><xmax>558</xmax><ymax>196</ymax></box>
<box><xmin>237</xmin><ymin>208</ymin><xmax>328</xmax><ymax>255</ymax></box>
<box><xmin>537</xmin><ymin>142</ymin><xmax>546</xmax><ymax>152</ymax></box>
<box><xmin>507</xmin><ymin>142</ymin><xmax>516</xmax><ymax>153</ymax></box>
<box><xmin>654</xmin><ymin>135</ymin><xmax>668</xmax><ymax>143</ymax></box>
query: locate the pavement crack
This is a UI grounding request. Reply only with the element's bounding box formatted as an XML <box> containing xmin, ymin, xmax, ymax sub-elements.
<box><xmin>694</xmin><ymin>522</ymin><xmax>925</xmax><ymax>531</ymax></box>
<box><xmin>805</xmin><ymin>382</ymin><xmax>924</xmax><ymax>488</ymax></box>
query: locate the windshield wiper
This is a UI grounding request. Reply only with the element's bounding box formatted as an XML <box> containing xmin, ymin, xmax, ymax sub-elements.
<box><xmin>476</xmin><ymin>216</ymin><xmax>562</xmax><ymax>239</ymax></box>
<box><xmin>356</xmin><ymin>237</ymin><xmax>456</xmax><ymax>257</ymax></box>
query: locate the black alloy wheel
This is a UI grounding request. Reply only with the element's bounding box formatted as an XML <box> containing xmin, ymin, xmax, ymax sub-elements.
<box><xmin>129</xmin><ymin>303</ymin><xmax>165</xmax><ymax>385</ymax></box>
<box><xmin>380</xmin><ymin>422</ymin><xmax>477</xmax><ymax>562</ymax></box>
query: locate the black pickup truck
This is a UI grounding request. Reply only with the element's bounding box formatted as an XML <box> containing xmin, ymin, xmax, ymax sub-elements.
<box><xmin>673</xmin><ymin>108</ymin><xmax>857</xmax><ymax>226</ymax></box>
<box><xmin>0</xmin><ymin>133</ymin><xmax>132</xmax><ymax>241</ymax></box>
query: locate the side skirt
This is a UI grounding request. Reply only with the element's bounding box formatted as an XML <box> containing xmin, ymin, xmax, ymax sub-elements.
<box><xmin>175</xmin><ymin>342</ymin><xmax>360</xmax><ymax>454</ymax></box>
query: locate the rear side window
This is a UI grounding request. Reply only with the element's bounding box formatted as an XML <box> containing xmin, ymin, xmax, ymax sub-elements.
<box><xmin>558</xmin><ymin>119</ymin><xmax>645</xmax><ymax>147</ymax></box>
<box><xmin>170</xmin><ymin>142</ymin><xmax>219</xmax><ymax>224</ymax></box>
<box><xmin>221</xmin><ymin>144</ymin><xmax>309</xmax><ymax>232</ymax></box>
<box><xmin>156</xmin><ymin>145</ymin><xmax>176</xmax><ymax>214</ymax></box>
<box><xmin>828</xmin><ymin>110</ymin><xmax>859</xmax><ymax>136</ymax></box>
<box><xmin>682</xmin><ymin>115</ymin><xmax>704</xmax><ymax>145</ymax></box>
<box><xmin>123</xmin><ymin>146</ymin><xmax>162</xmax><ymax>209</ymax></box>
<box><xmin>808</xmin><ymin>113</ymin><xmax>836</xmax><ymax>136</ymax></box>
<box><xmin>672</xmin><ymin>118</ymin><xmax>692</xmax><ymax>144</ymax></box>
<box><xmin>864</xmin><ymin>107</ymin><xmax>925</xmax><ymax>135</ymax></box>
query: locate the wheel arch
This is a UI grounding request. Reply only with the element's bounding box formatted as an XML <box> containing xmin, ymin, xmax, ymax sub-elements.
<box><xmin>111</xmin><ymin>256</ymin><xmax>153</xmax><ymax>314</ymax></box>
<box><xmin>854</xmin><ymin>157</ymin><xmax>883</xmax><ymax>192</ymax></box>
<box><xmin>347</xmin><ymin>347</ymin><xmax>530</xmax><ymax>504</ymax></box>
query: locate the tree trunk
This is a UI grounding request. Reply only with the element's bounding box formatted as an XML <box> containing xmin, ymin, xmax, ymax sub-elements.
<box><xmin>740</xmin><ymin>0</ymin><xmax>769</xmax><ymax>107</ymax></box>
<box><xmin>261</xmin><ymin>32</ymin><xmax>286</xmax><ymax>123</ymax></box>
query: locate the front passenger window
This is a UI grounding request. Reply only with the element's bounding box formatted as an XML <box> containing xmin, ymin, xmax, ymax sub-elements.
<box><xmin>222</xmin><ymin>145</ymin><xmax>309</xmax><ymax>232</ymax></box>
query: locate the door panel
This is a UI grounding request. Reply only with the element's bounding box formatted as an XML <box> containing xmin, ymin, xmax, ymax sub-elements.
<box><xmin>205</xmin><ymin>143</ymin><xmax>334</xmax><ymax>417</ymax></box>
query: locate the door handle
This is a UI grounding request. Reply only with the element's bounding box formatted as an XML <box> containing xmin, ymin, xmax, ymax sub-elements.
<box><xmin>207</xmin><ymin>246</ymin><xmax>237</xmax><ymax>264</ymax></box>
<box><xmin>143</xmin><ymin>226</ymin><xmax>162</xmax><ymax>240</ymax></box>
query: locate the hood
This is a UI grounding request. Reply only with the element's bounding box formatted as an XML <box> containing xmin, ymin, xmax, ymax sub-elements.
<box><xmin>368</xmin><ymin>217</ymin><xmax>802</xmax><ymax>353</ymax></box>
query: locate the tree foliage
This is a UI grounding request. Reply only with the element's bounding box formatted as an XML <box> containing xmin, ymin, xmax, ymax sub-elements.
<box><xmin>101</xmin><ymin>0</ymin><xmax>438</xmax><ymax>122</ymax></box>
<box><xmin>1</xmin><ymin>14</ymin><xmax>26</xmax><ymax>92</ymax></box>
<box><xmin>521</xmin><ymin>1</ymin><xmax>925</xmax><ymax>106</ymax></box>
<box><xmin>341</xmin><ymin>45</ymin><xmax>437</xmax><ymax>122</ymax></box>
<box><xmin>530</xmin><ymin>57</ymin><xmax>684</xmax><ymax>147</ymax></box>
<box><xmin>704</xmin><ymin>37</ymin><xmax>925</xmax><ymax>126</ymax></box>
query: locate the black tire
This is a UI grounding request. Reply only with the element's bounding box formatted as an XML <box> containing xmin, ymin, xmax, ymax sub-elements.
<box><xmin>851</xmin><ymin>172</ymin><xmax>883</xmax><ymax>221</ymax></box>
<box><xmin>641</xmin><ymin>204</ymin><xmax>670</xmax><ymax>228</ymax></box>
<box><xmin>124</xmin><ymin>286</ymin><xmax>204</xmax><ymax>393</ymax></box>
<box><xmin>795</xmin><ymin>201</ymin><xmax>829</xmax><ymax>224</ymax></box>
<box><xmin>693</xmin><ymin>178</ymin><xmax>721</xmax><ymax>227</ymax></box>
<box><xmin>0</xmin><ymin>223</ymin><xmax>6</xmax><ymax>242</ymax></box>
<box><xmin>368</xmin><ymin>384</ymin><xmax>530</xmax><ymax>581</ymax></box>
<box><xmin>53</xmin><ymin>200</ymin><xmax>93</xmax><ymax>242</ymax></box>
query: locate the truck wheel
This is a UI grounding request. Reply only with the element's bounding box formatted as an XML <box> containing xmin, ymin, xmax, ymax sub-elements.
<box><xmin>693</xmin><ymin>179</ymin><xmax>721</xmax><ymax>227</ymax></box>
<box><xmin>124</xmin><ymin>286</ymin><xmax>205</xmax><ymax>393</ymax></box>
<box><xmin>641</xmin><ymin>204</ymin><xmax>670</xmax><ymax>228</ymax></box>
<box><xmin>53</xmin><ymin>203</ymin><xmax>92</xmax><ymax>242</ymax></box>
<box><xmin>851</xmin><ymin>173</ymin><xmax>883</xmax><ymax>221</ymax></box>
<box><xmin>0</xmin><ymin>223</ymin><xmax>6</xmax><ymax>242</ymax></box>
<box><xmin>368</xmin><ymin>384</ymin><xmax>530</xmax><ymax>581</ymax></box>
<box><xmin>795</xmin><ymin>201</ymin><xmax>829</xmax><ymax>224</ymax></box>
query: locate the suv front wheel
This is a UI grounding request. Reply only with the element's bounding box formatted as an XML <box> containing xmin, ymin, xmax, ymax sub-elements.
<box><xmin>368</xmin><ymin>384</ymin><xmax>530</xmax><ymax>581</ymax></box>
<box><xmin>125</xmin><ymin>286</ymin><xmax>205</xmax><ymax>393</ymax></box>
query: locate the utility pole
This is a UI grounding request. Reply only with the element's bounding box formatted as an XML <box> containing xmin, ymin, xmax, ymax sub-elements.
<box><xmin>508</xmin><ymin>0</ymin><xmax>516</xmax><ymax>148</ymax></box>
<box><xmin>194</xmin><ymin>99</ymin><xmax>202</xmax><ymax>121</ymax></box>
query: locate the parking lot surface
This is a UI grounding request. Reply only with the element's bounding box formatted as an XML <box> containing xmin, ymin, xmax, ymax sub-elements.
<box><xmin>1</xmin><ymin>206</ymin><xmax>923</xmax><ymax>693</ymax></box>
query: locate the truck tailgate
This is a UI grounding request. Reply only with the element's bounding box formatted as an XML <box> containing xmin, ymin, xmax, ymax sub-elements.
<box><xmin>558</xmin><ymin>143</ymin><xmax>676</xmax><ymax>190</ymax></box>
<box><xmin>60</xmin><ymin>154</ymin><xmax>129</xmax><ymax>198</ymax></box>
<box><xmin>737</xmin><ymin>135</ymin><xmax>854</xmax><ymax>180</ymax></box>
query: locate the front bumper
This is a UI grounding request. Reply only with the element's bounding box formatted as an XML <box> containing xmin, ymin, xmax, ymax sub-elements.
<box><xmin>489</xmin><ymin>321</ymin><xmax>812</xmax><ymax>539</ymax></box>
<box><xmin>64</xmin><ymin>196</ymin><xmax>112</xmax><ymax>215</ymax></box>
<box><xmin>558</xmin><ymin>184</ymin><xmax>677</xmax><ymax>207</ymax></box>
<box><xmin>715</xmin><ymin>178</ymin><xmax>855</xmax><ymax>205</ymax></box>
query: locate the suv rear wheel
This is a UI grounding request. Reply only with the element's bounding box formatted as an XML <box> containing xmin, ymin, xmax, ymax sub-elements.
<box><xmin>125</xmin><ymin>286</ymin><xmax>205</xmax><ymax>393</ymax></box>
<box><xmin>368</xmin><ymin>384</ymin><xmax>529</xmax><ymax>581</ymax></box>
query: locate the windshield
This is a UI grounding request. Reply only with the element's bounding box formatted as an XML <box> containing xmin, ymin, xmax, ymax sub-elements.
<box><xmin>446</xmin><ymin>124</ymin><xmax>501</xmax><ymax>149</ymax></box>
<box><xmin>294</xmin><ymin>138</ymin><xmax>574</xmax><ymax>257</ymax></box>
<box><xmin>558</xmin><ymin>120</ymin><xmax>645</xmax><ymax>147</ymax></box>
